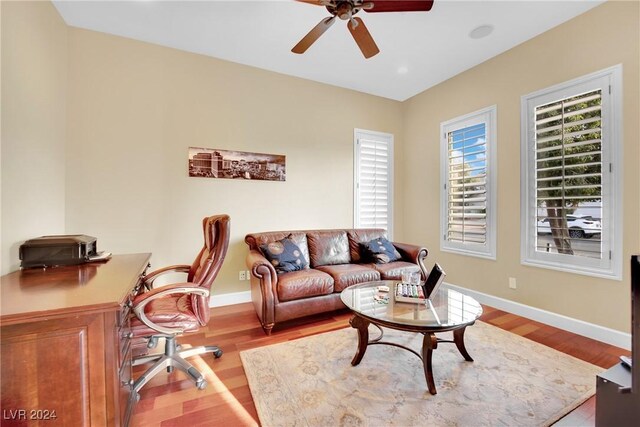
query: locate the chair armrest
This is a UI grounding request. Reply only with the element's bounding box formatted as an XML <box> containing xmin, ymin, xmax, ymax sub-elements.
<box><xmin>392</xmin><ymin>242</ymin><xmax>428</xmax><ymax>266</ymax></box>
<box><xmin>142</xmin><ymin>264</ymin><xmax>191</xmax><ymax>289</ymax></box>
<box><xmin>132</xmin><ymin>283</ymin><xmax>208</xmax><ymax>335</ymax></box>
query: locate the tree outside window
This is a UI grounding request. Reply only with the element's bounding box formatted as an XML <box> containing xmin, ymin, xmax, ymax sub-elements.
<box><xmin>535</xmin><ymin>90</ymin><xmax>602</xmax><ymax>258</ymax></box>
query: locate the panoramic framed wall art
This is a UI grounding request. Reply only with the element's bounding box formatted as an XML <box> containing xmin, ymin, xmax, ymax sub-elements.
<box><xmin>188</xmin><ymin>147</ymin><xmax>286</xmax><ymax>181</ymax></box>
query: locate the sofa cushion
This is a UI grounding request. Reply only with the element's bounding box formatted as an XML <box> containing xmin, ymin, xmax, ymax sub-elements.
<box><xmin>316</xmin><ymin>264</ymin><xmax>381</xmax><ymax>292</ymax></box>
<box><xmin>374</xmin><ymin>261</ymin><xmax>420</xmax><ymax>280</ymax></box>
<box><xmin>307</xmin><ymin>231</ymin><xmax>351</xmax><ymax>267</ymax></box>
<box><xmin>361</xmin><ymin>237</ymin><xmax>402</xmax><ymax>264</ymax></box>
<box><xmin>277</xmin><ymin>269</ymin><xmax>334</xmax><ymax>302</ymax></box>
<box><xmin>347</xmin><ymin>229</ymin><xmax>387</xmax><ymax>263</ymax></box>
<box><xmin>260</xmin><ymin>237</ymin><xmax>309</xmax><ymax>274</ymax></box>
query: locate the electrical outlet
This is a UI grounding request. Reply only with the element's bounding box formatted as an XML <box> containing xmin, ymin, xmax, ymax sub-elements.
<box><xmin>239</xmin><ymin>270</ymin><xmax>246</xmax><ymax>281</ymax></box>
<box><xmin>246</xmin><ymin>270</ymin><xmax>251</xmax><ymax>280</ymax></box>
<box><xmin>508</xmin><ymin>277</ymin><xmax>517</xmax><ymax>289</ymax></box>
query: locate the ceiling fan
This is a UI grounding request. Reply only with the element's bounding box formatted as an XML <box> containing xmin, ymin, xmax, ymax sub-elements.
<box><xmin>292</xmin><ymin>1</ymin><xmax>434</xmax><ymax>59</ymax></box>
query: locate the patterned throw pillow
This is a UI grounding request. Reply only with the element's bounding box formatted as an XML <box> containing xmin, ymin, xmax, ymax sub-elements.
<box><xmin>260</xmin><ymin>237</ymin><xmax>309</xmax><ymax>274</ymax></box>
<box><xmin>360</xmin><ymin>237</ymin><xmax>402</xmax><ymax>264</ymax></box>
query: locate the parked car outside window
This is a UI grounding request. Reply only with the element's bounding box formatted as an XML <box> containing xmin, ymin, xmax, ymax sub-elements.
<box><xmin>537</xmin><ymin>214</ymin><xmax>602</xmax><ymax>238</ymax></box>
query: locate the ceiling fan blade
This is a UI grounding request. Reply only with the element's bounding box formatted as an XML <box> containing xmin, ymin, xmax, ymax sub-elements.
<box><xmin>295</xmin><ymin>0</ymin><xmax>332</xmax><ymax>6</ymax></box>
<box><xmin>364</xmin><ymin>0</ymin><xmax>434</xmax><ymax>13</ymax></box>
<box><xmin>347</xmin><ymin>17</ymin><xmax>380</xmax><ymax>59</ymax></box>
<box><xmin>292</xmin><ymin>16</ymin><xmax>336</xmax><ymax>54</ymax></box>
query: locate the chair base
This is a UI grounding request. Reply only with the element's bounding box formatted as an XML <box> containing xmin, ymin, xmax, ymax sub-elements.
<box><xmin>131</xmin><ymin>336</ymin><xmax>222</xmax><ymax>397</ymax></box>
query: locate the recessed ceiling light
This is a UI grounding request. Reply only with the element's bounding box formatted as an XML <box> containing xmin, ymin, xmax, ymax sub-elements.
<box><xmin>469</xmin><ymin>24</ymin><xmax>494</xmax><ymax>39</ymax></box>
<box><xmin>397</xmin><ymin>66</ymin><xmax>409</xmax><ymax>75</ymax></box>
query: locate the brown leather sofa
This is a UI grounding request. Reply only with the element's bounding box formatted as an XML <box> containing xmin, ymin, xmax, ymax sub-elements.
<box><xmin>245</xmin><ymin>228</ymin><xmax>428</xmax><ymax>335</ymax></box>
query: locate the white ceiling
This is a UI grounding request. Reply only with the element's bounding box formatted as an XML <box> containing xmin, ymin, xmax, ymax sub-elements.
<box><xmin>52</xmin><ymin>0</ymin><xmax>604</xmax><ymax>101</ymax></box>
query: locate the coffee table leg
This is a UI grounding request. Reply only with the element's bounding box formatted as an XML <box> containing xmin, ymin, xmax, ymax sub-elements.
<box><xmin>453</xmin><ymin>326</ymin><xmax>474</xmax><ymax>361</ymax></box>
<box><xmin>421</xmin><ymin>333</ymin><xmax>438</xmax><ymax>395</ymax></box>
<box><xmin>349</xmin><ymin>315</ymin><xmax>370</xmax><ymax>366</ymax></box>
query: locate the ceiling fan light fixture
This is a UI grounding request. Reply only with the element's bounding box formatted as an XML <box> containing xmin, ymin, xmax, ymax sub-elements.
<box><xmin>293</xmin><ymin>0</ymin><xmax>435</xmax><ymax>58</ymax></box>
<box><xmin>337</xmin><ymin>3</ymin><xmax>353</xmax><ymax>20</ymax></box>
<box><xmin>469</xmin><ymin>24</ymin><xmax>494</xmax><ymax>39</ymax></box>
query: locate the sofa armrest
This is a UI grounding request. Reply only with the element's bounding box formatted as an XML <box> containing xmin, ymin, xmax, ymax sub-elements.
<box><xmin>246</xmin><ymin>249</ymin><xmax>278</xmax><ymax>333</ymax></box>
<box><xmin>392</xmin><ymin>242</ymin><xmax>428</xmax><ymax>266</ymax></box>
<box><xmin>246</xmin><ymin>249</ymin><xmax>278</xmax><ymax>284</ymax></box>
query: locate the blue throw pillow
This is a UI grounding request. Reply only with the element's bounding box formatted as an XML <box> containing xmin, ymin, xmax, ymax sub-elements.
<box><xmin>361</xmin><ymin>237</ymin><xmax>402</xmax><ymax>264</ymax></box>
<box><xmin>260</xmin><ymin>237</ymin><xmax>308</xmax><ymax>274</ymax></box>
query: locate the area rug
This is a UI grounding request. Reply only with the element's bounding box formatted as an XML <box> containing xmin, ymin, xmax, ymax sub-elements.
<box><xmin>240</xmin><ymin>321</ymin><xmax>604</xmax><ymax>427</ymax></box>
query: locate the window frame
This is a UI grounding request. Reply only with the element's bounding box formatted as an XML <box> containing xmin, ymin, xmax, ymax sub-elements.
<box><xmin>440</xmin><ymin>105</ymin><xmax>498</xmax><ymax>260</ymax></box>
<box><xmin>520</xmin><ymin>65</ymin><xmax>623</xmax><ymax>280</ymax></box>
<box><xmin>353</xmin><ymin>128</ymin><xmax>394</xmax><ymax>239</ymax></box>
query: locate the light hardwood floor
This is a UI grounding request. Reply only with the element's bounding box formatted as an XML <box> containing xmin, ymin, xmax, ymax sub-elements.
<box><xmin>130</xmin><ymin>302</ymin><xmax>629</xmax><ymax>426</ymax></box>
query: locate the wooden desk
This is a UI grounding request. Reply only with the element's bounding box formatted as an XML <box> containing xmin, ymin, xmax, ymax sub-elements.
<box><xmin>1</xmin><ymin>253</ymin><xmax>151</xmax><ymax>426</ymax></box>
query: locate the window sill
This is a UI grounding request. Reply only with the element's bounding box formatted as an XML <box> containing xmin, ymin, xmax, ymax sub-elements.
<box><xmin>441</xmin><ymin>245</ymin><xmax>496</xmax><ymax>261</ymax></box>
<box><xmin>520</xmin><ymin>258</ymin><xmax>621</xmax><ymax>281</ymax></box>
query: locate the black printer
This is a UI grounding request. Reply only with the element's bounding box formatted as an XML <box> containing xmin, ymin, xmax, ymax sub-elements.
<box><xmin>19</xmin><ymin>235</ymin><xmax>98</xmax><ymax>268</ymax></box>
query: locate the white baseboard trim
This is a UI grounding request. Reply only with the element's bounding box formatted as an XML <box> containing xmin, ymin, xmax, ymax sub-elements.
<box><xmin>208</xmin><ymin>284</ymin><xmax>631</xmax><ymax>350</ymax></box>
<box><xmin>445</xmin><ymin>282</ymin><xmax>631</xmax><ymax>350</ymax></box>
<box><xmin>210</xmin><ymin>290</ymin><xmax>252</xmax><ymax>308</ymax></box>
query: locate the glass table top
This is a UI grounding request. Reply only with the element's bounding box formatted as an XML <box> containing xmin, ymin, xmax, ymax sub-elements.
<box><xmin>340</xmin><ymin>280</ymin><xmax>483</xmax><ymax>330</ymax></box>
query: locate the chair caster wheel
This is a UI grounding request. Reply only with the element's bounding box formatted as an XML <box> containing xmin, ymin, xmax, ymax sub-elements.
<box><xmin>197</xmin><ymin>380</ymin><xmax>207</xmax><ymax>390</ymax></box>
<box><xmin>213</xmin><ymin>349</ymin><xmax>223</xmax><ymax>358</ymax></box>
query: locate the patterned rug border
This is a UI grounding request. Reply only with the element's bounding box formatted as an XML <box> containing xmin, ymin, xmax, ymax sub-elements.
<box><xmin>240</xmin><ymin>321</ymin><xmax>603</xmax><ymax>427</ymax></box>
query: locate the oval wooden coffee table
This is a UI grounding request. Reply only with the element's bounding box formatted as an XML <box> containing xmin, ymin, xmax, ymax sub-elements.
<box><xmin>340</xmin><ymin>280</ymin><xmax>483</xmax><ymax>395</ymax></box>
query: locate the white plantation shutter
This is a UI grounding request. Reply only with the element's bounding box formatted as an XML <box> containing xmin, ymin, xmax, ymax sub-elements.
<box><xmin>440</xmin><ymin>106</ymin><xmax>497</xmax><ymax>259</ymax></box>
<box><xmin>534</xmin><ymin>90</ymin><xmax>603</xmax><ymax>258</ymax></box>
<box><xmin>521</xmin><ymin>65</ymin><xmax>622</xmax><ymax>280</ymax></box>
<box><xmin>354</xmin><ymin>129</ymin><xmax>393</xmax><ymax>237</ymax></box>
<box><xmin>447</xmin><ymin>123</ymin><xmax>488</xmax><ymax>244</ymax></box>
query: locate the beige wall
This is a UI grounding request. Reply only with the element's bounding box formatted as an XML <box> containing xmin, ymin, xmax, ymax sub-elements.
<box><xmin>400</xmin><ymin>0</ymin><xmax>640</xmax><ymax>332</ymax></box>
<box><xmin>1</xmin><ymin>1</ymin><xmax>68</xmax><ymax>274</ymax></box>
<box><xmin>64</xmin><ymin>28</ymin><xmax>404</xmax><ymax>294</ymax></box>
<box><xmin>3</xmin><ymin>1</ymin><xmax>638</xmax><ymax>334</ymax></box>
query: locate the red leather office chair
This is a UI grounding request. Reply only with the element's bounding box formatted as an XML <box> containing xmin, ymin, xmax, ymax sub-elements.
<box><xmin>130</xmin><ymin>214</ymin><xmax>230</xmax><ymax>396</ymax></box>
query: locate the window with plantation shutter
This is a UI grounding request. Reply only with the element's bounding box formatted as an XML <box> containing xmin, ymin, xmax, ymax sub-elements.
<box><xmin>440</xmin><ymin>106</ymin><xmax>497</xmax><ymax>259</ymax></box>
<box><xmin>354</xmin><ymin>129</ymin><xmax>393</xmax><ymax>238</ymax></box>
<box><xmin>521</xmin><ymin>65</ymin><xmax>622</xmax><ymax>280</ymax></box>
